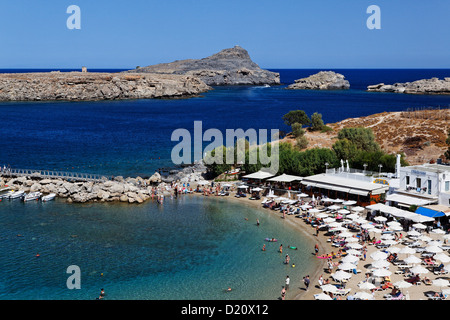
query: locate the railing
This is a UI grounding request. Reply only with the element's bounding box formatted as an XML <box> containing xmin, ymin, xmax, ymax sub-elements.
<box><xmin>0</xmin><ymin>168</ymin><xmax>111</xmax><ymax>182</ymax></box>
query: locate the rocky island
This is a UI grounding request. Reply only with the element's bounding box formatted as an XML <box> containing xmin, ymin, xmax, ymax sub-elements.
<box><xmin>0</xmin><ymin>71</ymin><xmax>211</xmax><ymax>101</ymax></box>
<box><xmin>367</xmin><ymin>77</ymin><xmax>450</xmax><ymax>94</ymax></box>
<box><xmin>127</xmin><ymin>45</ymin><xmax>280</xmax><ymax>86</ymax></box>
<box><xmin>286</xmin><ymin>71</ymin><xmax>350</xmax><ymax>90</ymax></box>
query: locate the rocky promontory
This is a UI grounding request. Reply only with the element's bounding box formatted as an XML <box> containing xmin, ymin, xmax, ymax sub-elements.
<box><xmin>367</xmin><ymin>77</ymin><xmax>450</xmax><ymax>94</ymax></box>
<box><xmin>127</xmin><ymin>46</ymin><xmax>280</xmax><ymax>86</ymax></box>
<box><xmin>0</xmin><ymin>72</ymin><xmax>211</xmax><ymax>101</ymax></box>
<box><xmin>286</xmin><ymin>71</ymin><xmax>350</xmax><ymax>90</ymax></box>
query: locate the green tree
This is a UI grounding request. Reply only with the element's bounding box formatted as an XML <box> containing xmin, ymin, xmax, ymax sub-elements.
<box><xmin>282</xmin><ymin>110</ymin><xmax>311</xmax><ymax>127</ymax></box>
<box><xmin>291</xmin><ymin>123</ymin><xmax>306</xmax><ymax>138</ymax></box>
<box><xmin>337</xmin><ymin>127</ymin><xmax>380</xmax><ymax>153</ymax></box>
<box><xmin>310</xmin><ymin>112</ymin><xmax>325</xmax><ymax>131</ymax></box>
<box><xmin>296</xmin><ymin>136</ymin><xmax>308</xmax><ymax>150</ymax></box>
<box><xmin>332</xmin><ymin>138</ymin><xmax>359</xmax><ymax>162</ymax></box>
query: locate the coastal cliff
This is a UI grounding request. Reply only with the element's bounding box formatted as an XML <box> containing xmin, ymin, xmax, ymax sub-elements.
<box><xmin>286</xmin><ymin>71</ymin><xmax>350</xmax><ymax>90</ymax></box>
<box><xmin>367</xmin><ymin>77</ymin><xmax>450</xmax><ymax>94</ymax></box>
<box><xmin>127</xmin><ymin>46</ymin><xmax>280</xmax><ymax>86</ymax></box>
<box><xmin>0</xmin><ymin>72</ymin><xmax>211</xmax><ymax>101</ymax></box>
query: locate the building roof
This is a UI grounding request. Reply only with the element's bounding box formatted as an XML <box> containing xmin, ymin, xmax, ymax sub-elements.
<box><xmin>415</xmin><ymin>207</ymin><xmax>446</xmax><ymax>218</ymax></box>
<box><xmin>301</xmin><ymin>173</ymin><xmax>389</xmax><ymax>196</ymax></box>
<box><xmin>366</xmin><ymin>203</ymin><xmax>435</xmax><ymax>223</ymax></box>
<box><xmin>401</xmin><ymin>164</ymin><xmax>450</xmax><ymax>174</ymax></box>
<box><xmin>386</xmin><ymin>193</ymin><xmax>436</xmax><ymax>207</ymax></box>
<box><xmin>242</xmin><ymin>170</ymin><xmax>275</xmax><ymax>180</ymax></box>
<box><xmin>267</xmin><ymin>174</ymin><xmax>302</xmax><ymax>183</ymax></box>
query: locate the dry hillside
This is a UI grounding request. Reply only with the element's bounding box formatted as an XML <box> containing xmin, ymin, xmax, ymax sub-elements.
<box><xmin>287</xmin><ymin>108</ymin><xmax>450</xmax><ymax>165</ymax></box>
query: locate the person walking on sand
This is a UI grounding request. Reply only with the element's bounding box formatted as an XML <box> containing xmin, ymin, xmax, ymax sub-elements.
<box><xmin>303</xmin><ymin>275</ymin><xmax>310</xmax><ymax>291</ymax></box>
<box><xmin>314</xmin><ymin>244</ymin><xmax>319</xmax><ymax>256</ymax></box>
<box><xmin>281</xmin><ymin>286</ymin><xmax>286</xmax><ymax>300</ymax></box>
<box><xmin>285</xmin><ymin>276</ymin><xmax>290</xmax><ymax>291</ymax></box>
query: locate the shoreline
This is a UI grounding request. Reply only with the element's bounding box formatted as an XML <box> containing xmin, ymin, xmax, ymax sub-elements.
<box><xmin>188</xmin><ymin>190</ymin><xmax>331</xmax><ymax>300</ymax></box>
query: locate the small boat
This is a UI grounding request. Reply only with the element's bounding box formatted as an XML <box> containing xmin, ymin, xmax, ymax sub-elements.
<box><xmin>8</xmin><ymin>190</ymin><xmax>25</xmax><ymax>199</ymax></box>
<box><xmin>42</xmin><ymin>193</ymin><xmax>56</xmax><ymax>202</ymax></box>
<box><xmin>23</xmin><ymin>192</ymin><xmax>42</xmax><ymax>202</ymax></box>
<box><xmin>265</xmin><ymin>238</ymin><xmax>278</xmax><ymax>242</ymax></box>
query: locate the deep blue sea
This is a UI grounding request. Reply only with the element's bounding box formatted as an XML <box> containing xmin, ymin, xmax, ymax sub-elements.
<box><xmin>0</xmin><ymin>69</ymin><xmax>449</xmax><ymax>300</ymax></box>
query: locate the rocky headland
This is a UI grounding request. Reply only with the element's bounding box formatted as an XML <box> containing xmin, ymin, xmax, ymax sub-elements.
<box><xmin>0</xmin><ymin>72</ymin><xmax>211</xmax><ymax>101</ymax></box>
<box><xmin>286</xmin><ymin>71</ymin><xmax>350</xmax><ymax>90</ymax></box>
<box><xmin>367</xmin><ymin>77</ymin><xmax>450</xmax><ymax>94</ymax></box>
<box><xmin>127</xmin><ymin>46</ymin><xmax>280</xmax><ymax>86</ymax></box>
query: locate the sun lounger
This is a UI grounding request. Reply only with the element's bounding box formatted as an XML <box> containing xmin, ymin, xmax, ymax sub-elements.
<box><xmin>427</xmin><ymin>293</ymin><xmax>447</xmax><ymax>300</ymax></box>
<box><xmin>385</xmin><ymin>293</ymin><xmax>404</xmax><ymax>300</ymax></box>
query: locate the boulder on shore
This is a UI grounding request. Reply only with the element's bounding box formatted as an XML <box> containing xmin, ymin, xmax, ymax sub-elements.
<box><xmin>367</xmin><ymin>77</ymin><xmax>450</xmax><ymax>94</ymax></box>
<box><xmin>286</xmin><ymin>71</ymin><xmax>350</xmax><ymax>90</ymax></box>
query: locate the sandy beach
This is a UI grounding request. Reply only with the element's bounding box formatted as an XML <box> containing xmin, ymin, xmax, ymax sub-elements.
<box><xmin>188</xmin><ymin>185</ymin><xmax>450</xmax><ymax>301</ymax></box>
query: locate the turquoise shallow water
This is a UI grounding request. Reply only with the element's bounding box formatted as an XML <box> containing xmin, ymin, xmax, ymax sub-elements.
<box><xmin>0</xmin><ymin>195</ymin><xmax>319</xmax><ymax>300</ymax></box>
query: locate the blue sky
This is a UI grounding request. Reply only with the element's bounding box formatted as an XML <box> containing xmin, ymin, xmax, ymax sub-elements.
<box><xmin>0</xmin><ymin>0</ymin><xmax>449</xmax><ymax>69</ymax></box>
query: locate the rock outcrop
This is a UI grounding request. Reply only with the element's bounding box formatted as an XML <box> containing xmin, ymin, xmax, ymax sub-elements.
<box><xmin>0</xmin><ymin>72</ymin><xmax>211</xmax><ymax>101</ymax></box>
<box><xmin>286</xmin><ymin>71</ymin><xmax>350</xmax><ymax>90</ymax></box>
<box><xmin>367</xmin><ymin>77</ymin><xmax>450</xmax><ymax>94</ymax></box>
<box><xmin>0</xmin><ymin>162</ymin><xmax>208</xmax><ymax>204</ymax></box>
<box><xmin>127</xmin><ymin>46</ymin><xmax>280</xmax><ymax>86</ymax></box>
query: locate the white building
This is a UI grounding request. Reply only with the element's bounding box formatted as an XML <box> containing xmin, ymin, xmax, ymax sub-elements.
<box><xmin>393</xmin><ymin>163</ymin><xmax>450</xmax><ymax>207</ymax></box>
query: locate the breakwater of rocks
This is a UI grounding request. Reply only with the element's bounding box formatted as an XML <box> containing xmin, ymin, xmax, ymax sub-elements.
<box><xmin>0</xmin><ymin>161</ymin><xmax>208</xmax><ymax>204</ymax></box>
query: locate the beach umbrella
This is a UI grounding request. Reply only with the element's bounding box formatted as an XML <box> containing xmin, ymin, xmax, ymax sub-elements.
<box><xmin>297</xmin><ymin>193</ymin><xmax>308</xmax><ymax>198</ymax></box>
<box><xmin>347</xmin><ymin>243</ymin><xmax>363</xmax><ymax>249</ymax></box>
<box><xmin>381</xmin><ymin>234</ymin><xmax>395</xmax><ymax>240</ymax></box>
<box><xmin>371</xmin><ymin>260</ymin><xmax>390</xmax><ymax>269</ymax></box>
<box><xmin>387</xmin><ymin>221</ymin><xmax>401</xmax><ymax>227</ymax></box>
<box><xmin>314</xmin><ymin>293</ymin><xmax>333</xmax><ymax>300</ymax></box>
<box><xmin>343</xmin><ymin>200</ymin><xmax>356</xmax><ymax>206</ymax></box>
<box><xmin>333</xmin><ymin>270</ymin><xmax>352</xmax><ymax>281</ymax></box>
<box><xmin>399</xmin><ymin>247</ymin><xmax>416</xmax><ymax>255</ymax></box>
<box><xmin>324</xmin><ymin>217</ymin><xmax>335</xmax><ymax>224</ymax></box>
<box><xmin>387</xmin><ymin>246</ymin><xmax>401</xmax><ymax>254</ymax></box>
<box><xmin>425</xmin><ymin>245</ymin><xmax>443</xmax><ymax>254</ymax></box>
<box><xmin>434</xmin><ymin>253</ymin><xmax>450</xmax><ymax>263</ymax></box>
<box><xmin>346</xmin><ymin>249</ymin><xmax>361</xmax><ymax>256</ymax></box>
<box><xmin>327</xmin><ymin>205</ymin><xmax>341</xmax><ymax>211</ymax></box>
<box><xmin>361</xmin><ymin>223</ymin><xmax>373</xmax><ymax>229</ymax></box>
<box><xmin>347</xmin><ymin>213</ymin><xmax>360</xmax><ymax>220</ymax></box>
<box><xmin>358</xmin><ymin>282</ymin><xmax>376</xmax><ymax>290</ymax></box>
<box><xmin>394</xmin><ymin>280</ymin><xmax>413</xmax><ymax>289</ymax></box>
<box><xmin>372</xmin><ymin>268</ymin><xmax>392</xmax><ymax>277</ymax></box>
<box><xmin>339</xmin><ymin>231</ymin><xmax>354</xmax><ymax>238</ymax></box>
<box><xmin>339</xmin><ymin>262</ymin><xmax>357</xmax><ymax>271</ymax></box>
<box><xmin>432</xmin><ymin>229</ymin><xmax>446</xmax><ymax>235</ymax></box>
<box><xmin>300</xmin><ymin>204</ymin><xmax>312</xmax><ymax>210</ymax></box>
<box><xmin>374</xmin><ymin>216</ymin><xmax>387</xmax><ymax>222</ymax></box>
<box><xmin>333</xmin><ymin>199</ymin><xmax>344</xmax><ymax>203</ymax></box>
<box><xmin>404</xmin><ymin>255</ymin><xmax>422</xmax><ymax>265</ymax></box>
<box><xmin>418</xmin><ymin>235</ymin><xmax>432</xmax><ymax>242</ymax></box>
<box><xmin>407</xmin><ymin>230</ymin><xmax>421</xmax><ymax>237</ymax></box>
<box><xmin>352</xmin><ymin>206</ymin><xmax>365</xmax><ymax>212</ymax></box>
<box><xmin>320</xmin><ymin>284</ymin><xmax>339</xmax><ymax>293</ymax></box>
<box><xmin>382</xmin><ymin>240</ymin><xmax>398</xmax><ymax>246</ymax></box>
<box><xmin>338</xmin><ymin>209</ymin><xmax>350</xmax><ymax>215</ymax></box>
<box><xmin>412</xmin><ymin>223</ymin><xmax>427</xmax><ymax>230</ymax></box>
<box><xmin>342</xmin><ymin>255</ymin><xmax>360</xmax><ymax>263</ymax></box>
<box><xmin>388</xmin><ymin>225</ymin><xmax>403</xmax><ymax>232</ymax></box>
<box><xmin>252</xmin><ymin>187</ymin><xmax>263</xmax><ymax>192</ymax></box>
<box><xmin>370</xmin><ymin>251</ymin><xmax>388</xmax><ymax>261</ymax></box>
<box><xmin>197</xmin><ymin>180</ymin><xmax>210</xmax><ymax>185</ymax></box>
<box><xmin>432</xmin><ymin>278</ymin><xmax>450</xmax><ymax>288</ymax></box>
<box><xmin>354</xmin><ymin>291</ymin><xmax>374</xmax><ymax>300</ymax></box>
<box><xmin>345</xmin><ymin>237</ymin><xmax>358</xmax><ymax>243</ymax></box>
<box><xmin>316</xmin><ymin>212</ymin><xmax>329</xmax><ymax>219</ymax></box>
<box><xmin>410</xmin><ymin>265</ymin><xmax>429</xmax><ymax>274</ymax></box>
